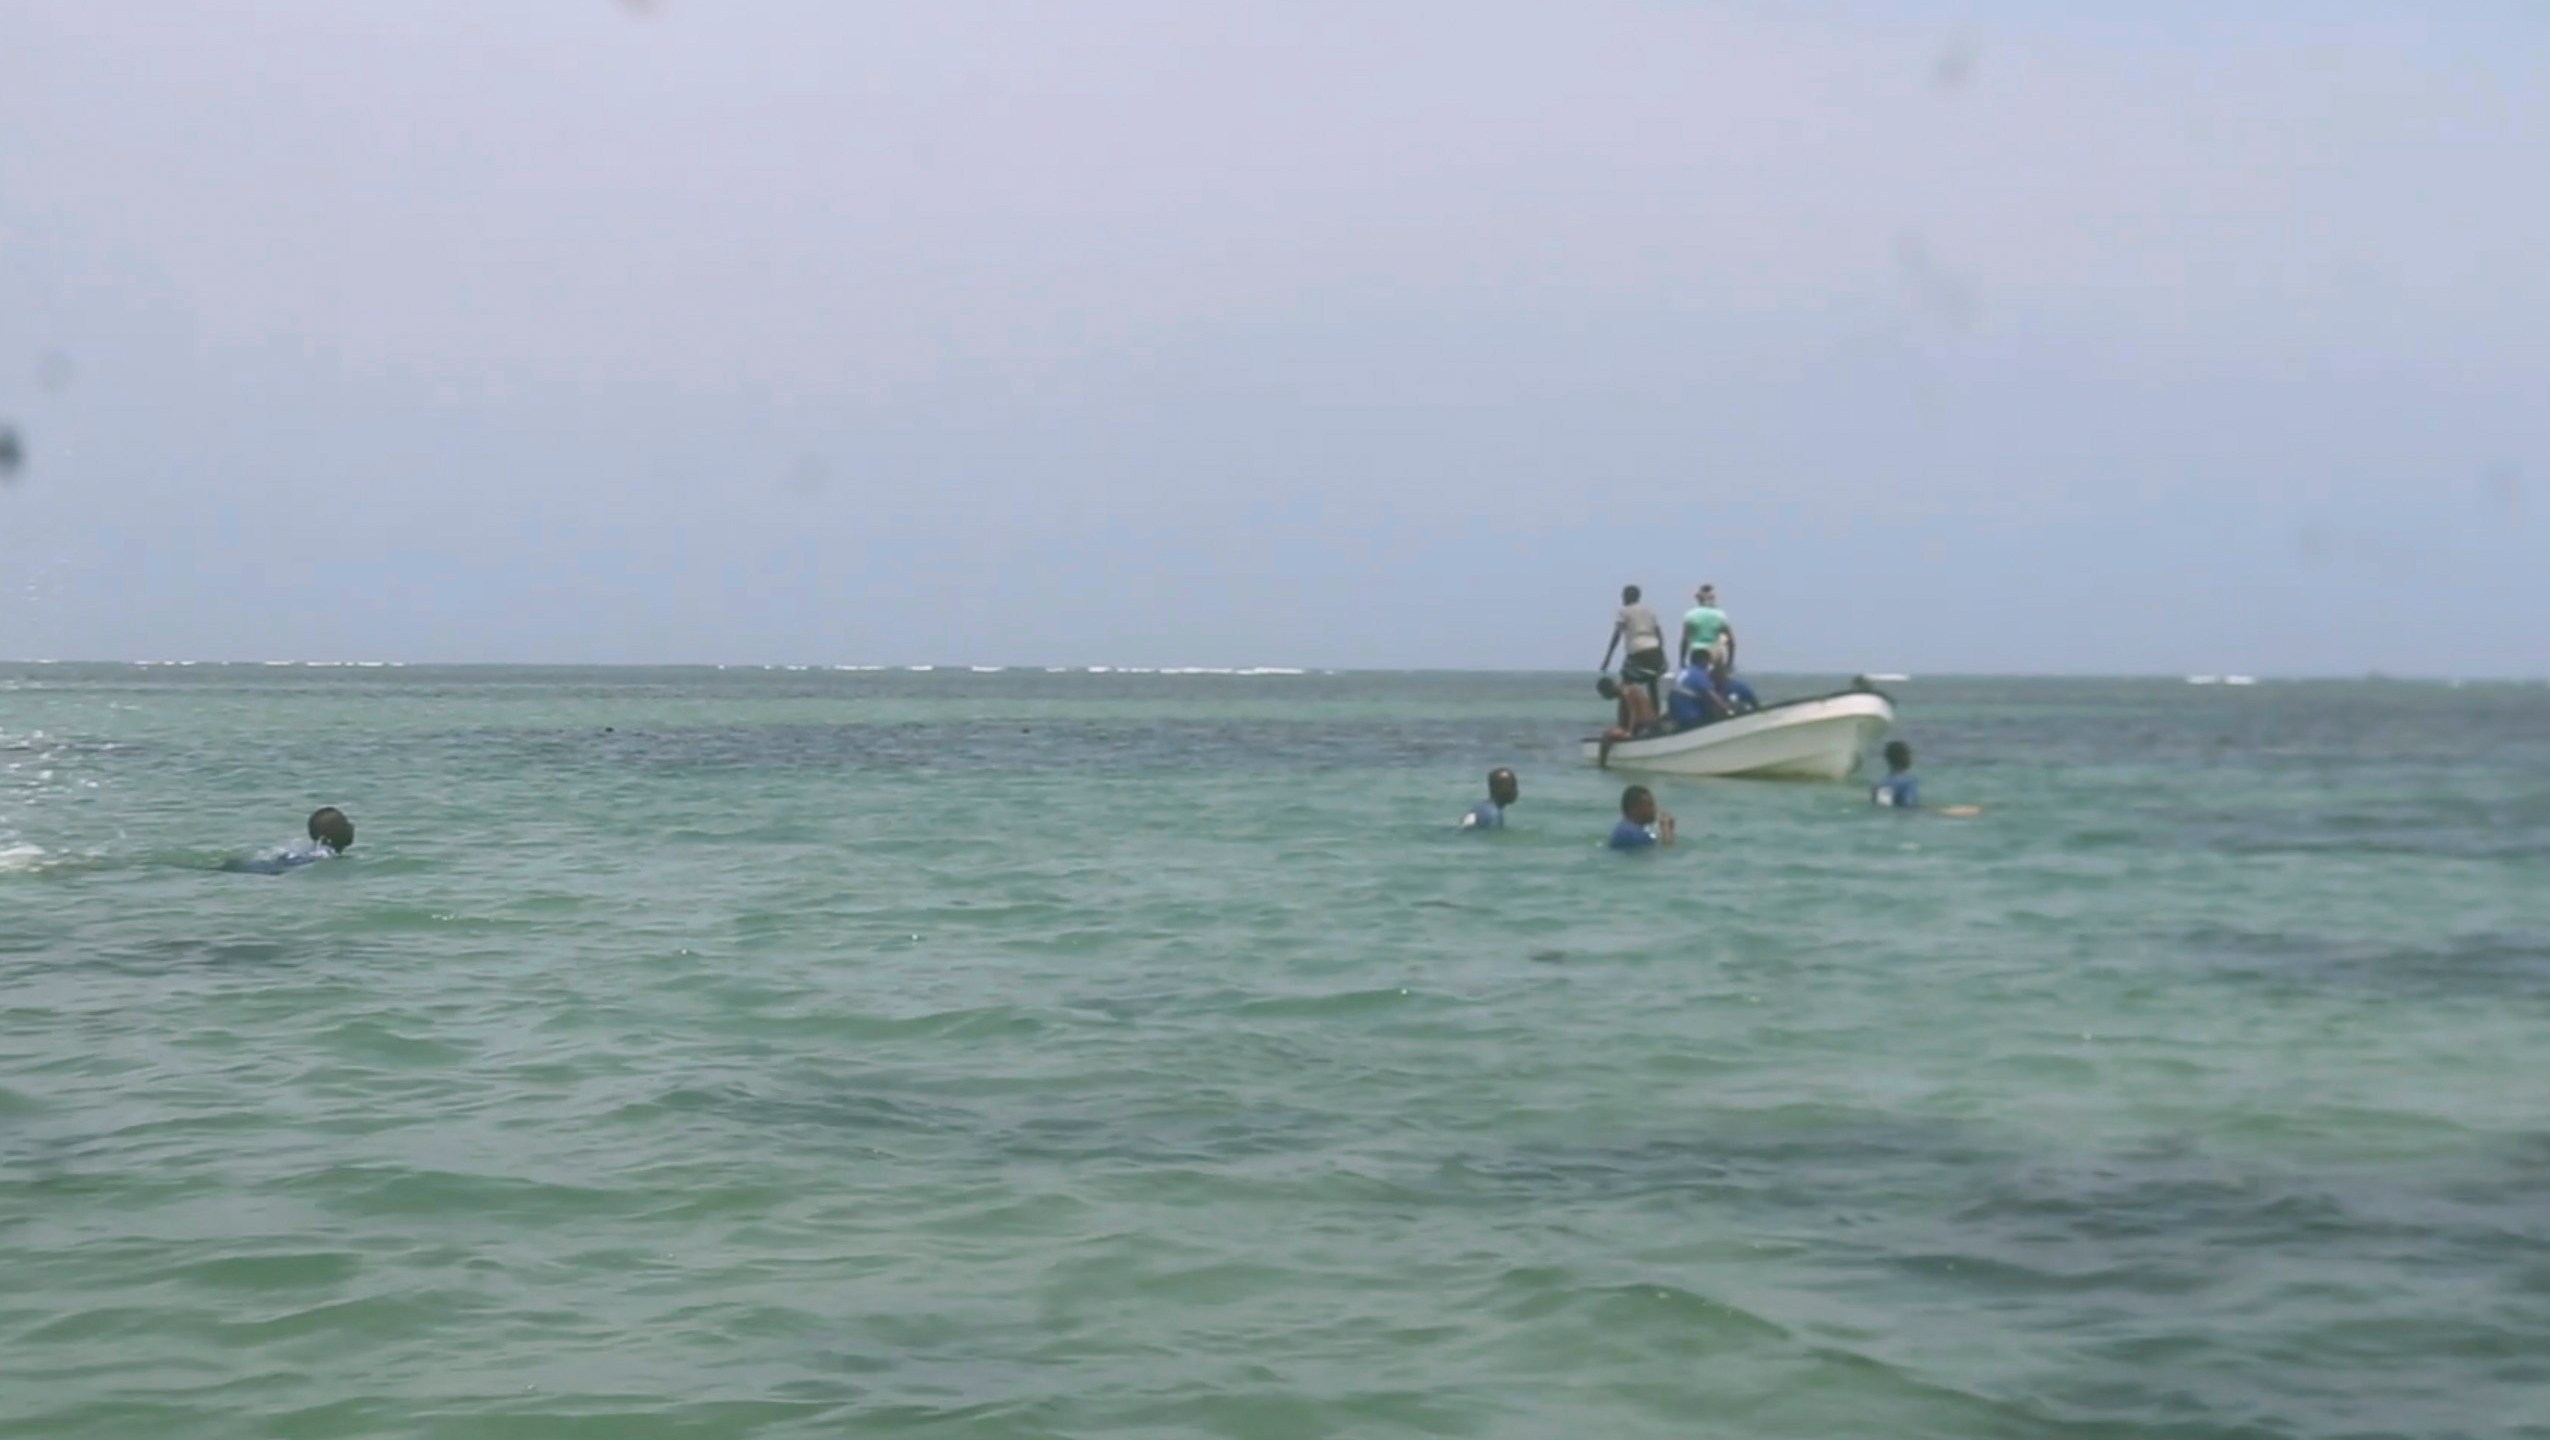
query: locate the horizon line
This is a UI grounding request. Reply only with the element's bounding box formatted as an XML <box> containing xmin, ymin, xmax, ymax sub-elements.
<box><xmin>2</xmin><ymin>658</ymin><xmax>2543</xmax><ymax>684</ymax></box>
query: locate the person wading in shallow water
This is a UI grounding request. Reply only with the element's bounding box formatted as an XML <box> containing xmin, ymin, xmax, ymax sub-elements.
<box><xmin>1871</xmin><ymin>742</ymin><xmax>1982</xmax><ymax>817</ymax></box>
<box><xmin>1872</xmin><ymin>741</ymin><xmax>1921</xmax><ymax>809</ymax></box>
<box><xmin>1460</xmin><ymin>768</ymin><xmax>1522</xmax><ymax>830</ymax></box>
<box><xmin>1608</xmin><ymin>785</ymin><xmax>1675</xmax><ymax>850</ymax></box>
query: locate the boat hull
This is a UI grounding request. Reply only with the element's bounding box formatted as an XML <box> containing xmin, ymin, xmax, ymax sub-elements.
<box><xmin>1579</xmin><ymin>691</ymin><xmax>1894</xmax><ymax>780</ymax></box>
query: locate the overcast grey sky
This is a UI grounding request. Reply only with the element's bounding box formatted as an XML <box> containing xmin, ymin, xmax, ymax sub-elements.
<box><xmin>2</xmin><ymin>2</ymin><xmax>2544</xmax><ymax>673</ymax></box>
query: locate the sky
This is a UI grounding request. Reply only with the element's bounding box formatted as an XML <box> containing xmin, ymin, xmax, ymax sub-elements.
<box><xmin>1</xmin><ymin>1</ymin><xmax>2545</xmax><ymax>674</ymax></box>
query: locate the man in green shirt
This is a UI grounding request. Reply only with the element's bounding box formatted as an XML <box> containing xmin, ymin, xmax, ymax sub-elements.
<box><xmin>1679</xmin><ymin>583</ymin><xmax>1736</xmax><ymax>668</ymax></box>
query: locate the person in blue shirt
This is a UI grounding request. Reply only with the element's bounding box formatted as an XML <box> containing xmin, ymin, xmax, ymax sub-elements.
<box><xmin>224</xmin><ymin>806</ymin><xmax>355</xmax><ymax>873</ymax></box>
<box><xmin>1709</xmin><ymin>652</ymin><xmax>1761</xmax><ymax>713</ymax></box>
<box><xmin>1665</xmin><ymin>658</ymin><xmax>1730</xmax><ymax>730</ymax></box>
<box><xmin>1608</xmin><ymin>785</ymin><xmax>1676</xmax><ymax>850</ymax></box>
<box><xmin>1871</xmin><ymin>741</ymin><xmax>1920</xmax><ymax>808</ymax></box>
<box><xmin>1871</xmin><ymin>742</ymin><xmax>1982</xmax><ymax>816</ymax></box>
<box><xmin>1460</xmin><ymin>768</ymin><xmax>1520</xmax><ymax>829</ymax></box>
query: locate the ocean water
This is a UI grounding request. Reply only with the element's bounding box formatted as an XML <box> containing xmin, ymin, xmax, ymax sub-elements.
<box><xmin>3</xmin><ymin>665</ymin><xmax>2546</xmax><ymax>1440</ymax></box>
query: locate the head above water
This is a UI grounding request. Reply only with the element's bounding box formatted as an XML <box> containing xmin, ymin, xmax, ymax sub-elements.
<box><xmin>1487</xmin><ymin>768</ymin><xmax>1519</xmax><ymax>807</ymax></box>
<box><xmin>307</xmin><ymin>806</ymin><xmax>354</xmax><ymax>851</ymax></box>
<box><xmin>1883</xmin><ymin>741</ymin><xmax>1912</xmax><ymax>774</ymax></box>
<box><xmin>1619</xmin><ymin>785</ymin><xmax>1656</xmax><ymax>824</ymax></box>
<box><xmin>1621</xmin><ymin>584</ymin><xmax>1642</xmax><ymax>604</ymax></box>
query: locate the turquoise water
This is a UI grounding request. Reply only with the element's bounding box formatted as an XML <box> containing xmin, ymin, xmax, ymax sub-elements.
<box><xmin>3</xmin><ymin>666</ymin><xmax>2546</xmax><ymax>1439</ymax></box>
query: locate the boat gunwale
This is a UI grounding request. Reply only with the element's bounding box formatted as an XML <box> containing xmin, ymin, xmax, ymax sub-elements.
<box><xmin>1576</xmin><ymin>687</ymin><xmax>1895</xmax><ymax>752</ymax></box>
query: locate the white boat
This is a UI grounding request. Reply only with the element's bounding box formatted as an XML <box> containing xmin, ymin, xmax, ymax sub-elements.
<box><xmin>1579</xmin><ymin>689</ymin><xmax>1895</xmax><ymax>780</ymax></box>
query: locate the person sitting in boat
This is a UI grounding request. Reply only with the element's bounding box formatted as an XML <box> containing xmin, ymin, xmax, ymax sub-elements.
<box><xmin>1665</xmin><ymin>656</ymin><xmax>1732</xmax><ymax>730</ymax></box>
<box><xmin>1594</xmin><ymin>675</ymin><xmax>1662</xmax><ymax>767</ymax></box>
<box><xmin>1608</xmin><ymin>785</ymin><xmax>1676</xmax><ymax>850</ymax></box>
<box><xmin>1599</xmin><ymin>584</ymin><xmax>1670</xmax><ymax>711</ymax></box>
<box><xmin>1596</xmin><ymin>674</ymin><xmax>1661</xmax><ymax>736</ymax></box>
<box><xmin>1709</xmin><ymin>651</ymin><xmax>1761</xmax><ymax>713</ymax></box>
<box><xmin>1460</xmin><ymin>768</ymin><xmax>1521</xmax><ymax>830</ymax></box>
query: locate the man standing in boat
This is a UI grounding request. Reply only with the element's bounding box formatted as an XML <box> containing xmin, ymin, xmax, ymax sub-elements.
<box><xmin>1679</xmin><ymin>583</ymin><xmax>1737</xmax><ymax>670</ymax></box>
<box><xmin>1599</xmin><ymin>584</ymin><xmax>1670</xmax><ymax>711</ymax></box>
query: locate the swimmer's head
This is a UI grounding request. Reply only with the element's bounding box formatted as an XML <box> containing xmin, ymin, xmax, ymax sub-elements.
<box><xmin>1621</xmin><ymin>584</ymin><xmax>1641</xmax><ymax>604</ymax></box>
<box><xmin>307</xmin><ymin>807</ymin><xmax>354</xmax><ymax>851</ymax></box>
<box><xmin>1883</xmin><ymin>741</ymin><xmax>1912</xmax><ymax>774</ymax></box>
<box><xmin>1595</xmin><ymin>675</ymin><xmax>1622</xmax><ymax>700</ymax></box>
<box><xmin>1620</xmin><ymin>785</ymin><xmax>1657</xmax><ymax>824</ymax></box>
<box><xmin>1487</xmin><ymin>767</ymin><xmax>1519</xmax><ymax>807</ymax></box>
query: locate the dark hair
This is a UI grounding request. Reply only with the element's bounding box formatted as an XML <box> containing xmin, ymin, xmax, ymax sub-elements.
<box><xmin>1621</xmin><ymin>584</ymin><xmax>1641</xmax><ymax>603</ymax></box>
<box><xmin>307</xmin><ymin>806</ymin><xmax>354</xmax><ymax>851</ymax></box>
<box><xmin>1488</xmin><ymin>767</ymin><xmax>1516</xmax><ymax>786</ymax></box>
<box><xmin>1595</xmin><ymin>675</ymin><xmax>1621</xmax><ymax>699</ymax></box>
<box><xmin>1619</xmin><ymin>784</ymin><xmax>1652</xmax><ymax>816</ymax></box>
<box><xmin>1883</xmin><ymin>741</ymin><xmax>1912</xmax><ymax>771</ymax></box>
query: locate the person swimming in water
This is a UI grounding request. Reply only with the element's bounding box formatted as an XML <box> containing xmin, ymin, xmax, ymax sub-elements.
<box><xmin>1608</xmin><ymin>785</ymin><xmax>1675</xmax><ymax>850</ymax></box>
<box><xmin>1872</xmin><ymin>743</ymin><xmax>1981</xmax><ymax>816</ymax></box>
<box><xmin>1460</xmin><ymin>768</ymin><xmax>1521</xmax><ymax>829</ymax></box>
<box><xmin>1871</xmin><ymin>741</ymin><xmax>1920</xmax><ymax>808</ymax></box>
<box><xmin>224</xmin><ymin>807</ymin><xmax>355</xmax><ymax>873</ymax></box>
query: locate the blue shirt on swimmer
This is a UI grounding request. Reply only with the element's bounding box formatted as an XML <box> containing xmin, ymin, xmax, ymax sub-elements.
<box><xmin>1608</xmin><ymin>818</ymin><xmax>1659</xmax><ymax>850</ymax></box>
<box><xmin>1872</xmin><ymin>774</ymin><xmax>1920</xmax><ymax>809</ymax></box>
<box><xmin>223</xmin><ymin>839</ymin><xmax>339</xmax><ymax>875</ymax></box>
<box><xmin>1462</xmin><ymin>800</ymin><xmax>1506</xmax><ymax>830</ymax></box>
